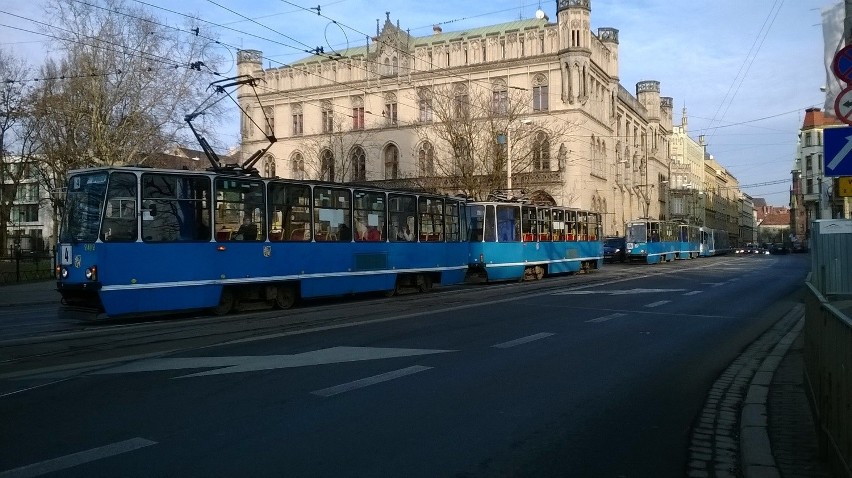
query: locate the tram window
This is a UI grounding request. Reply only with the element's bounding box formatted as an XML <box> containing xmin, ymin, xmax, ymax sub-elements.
<box><xmin>467</xmin><ymin>205</ymin><xmax>484</xmax><ymax>242</ymax></box>
<box><xmin>389</xmin><ymin>194</ymin><xmax>416</xmax><ymax>242</ymax></box>
<box><xmin>353</xmin><ymin>190</ymin><xmax>386</xmax><ymax>242</ymax></box>
<box><xmin>537</xmin><ymin>208</ymin><xmax>551</xmax><ymax>241</ymax></box>
<box><xmin>418</xmin><ymin>197</ymin><xmax>444</xmax><ymax>242</ymax></box>
<box><xmin>101</xmin><ymin>172</ymin><xmax>138</xmax><ymax>242</ymax></box>
<box><xmin>587</xmin><ymin>212</ymin><xmax>599</xmax><ymax>240</ymax></box>
<box><xmin>496</xmin><ymin>205</ymin><xmax>519</xmax><ymax>242</ymax></box>
<box><xmin>649</xmin><ymin>222</ymin><xmax>661</xmax><ymax>242</ymax></box>
<box><xmin>142</xmin><ymin>174</ymin><xmax>211</xmax><ymax>242</ymax></box>
<box><xmin>576</xmin><ymin>212</ymin><xmax>589</xmax><ymax>241</ymax></box>
<box><xmin>215</xmin><ymin>178</ymin><xmax>265</xmax><ymax>241</ymax></box>
<box><xmin>268</xmin><ymin>183</ymin><xmax>311</xmax><ymax>241</ymax></box>
<box><xmin>626</xmin><ymin>223</ymin><xmax>647</xmax><ymax>243</ymax></box>
<box><xmin>521</xmin><ymin>206</ymin><xmax>537</xmax><ymax>242</ymax></box>
<box><xmin>313</xmin><ymin>187</ymin><xmax>351</xmax><ymax>242</ymax></box>
<box><xmin>565</xmin><ymin>210</ymin><xmax>577</xmax><ymax>241</ymax></box>
<box><xmin>552</xmin><ymin>209</ymin><xmax>565</xmax><ymax>241</ymax></box>
<box><xmin>444</xmin><ymin>201</ymin><xmax>462</xmax><ymax>242</ymax></box>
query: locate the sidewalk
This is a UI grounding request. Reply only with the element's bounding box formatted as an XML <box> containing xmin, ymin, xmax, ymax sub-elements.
<box><xmin>0</xmin><ymin>279</ymin><xmax>59</xmax><ymax>308</ymax></box>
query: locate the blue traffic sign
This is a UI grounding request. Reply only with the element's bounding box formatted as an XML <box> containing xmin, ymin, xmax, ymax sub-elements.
<box><xmin>823</xmin><ymin>126</ymin><xmax>852</xmax><ymax>176</ymax></box>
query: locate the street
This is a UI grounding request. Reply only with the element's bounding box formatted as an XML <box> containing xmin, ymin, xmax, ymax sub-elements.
<box><xmin>0</xmin><ymin>254</ymin><xmax>809</xmax><ymax>477</ymax></box>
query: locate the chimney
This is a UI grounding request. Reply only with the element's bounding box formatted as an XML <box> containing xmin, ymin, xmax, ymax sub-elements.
<box><xmin>433</xmin><ymin>25</ymin><xmax>442</xmax><ymax>35</ymax></box>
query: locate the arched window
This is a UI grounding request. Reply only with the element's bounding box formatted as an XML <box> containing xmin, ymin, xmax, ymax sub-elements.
<box><xmin>321</xmin><ymin>150</ymin><xmax>335</xmax><ymax>182</ymax></box>
<box><xmin>263</xmin><ymin>155</ymin><xmax>276</xmax><ymax>177</ymax></box>
<box><xmin>384</xmin><ymin>144</ymin><xmax>399</xmax><ymax>180</ymax></box>
<box><xmin>292</xmin><ymin>152</ymin><xmax>305</xmax><ymax>180</ymax></box>
<box><xmin>418</xmin><ymin>142</ymin><xmax>435</xmax><ymax>177</ymax></box>
<box><xmin>532</xmin><ymin>132</ymin><xmax>550</xmax><ymax>171</ymax></box>
<box><xmin>351</xmin><ymin>146</ymin><xmax>366</xmax><ymax>181</ymax></box>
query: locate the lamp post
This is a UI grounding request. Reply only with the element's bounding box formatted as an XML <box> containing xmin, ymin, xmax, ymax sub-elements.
<box><xmin>506</xmin><ymin>118</ymin><xmax>532</xmax><ymax>191</ymax></box>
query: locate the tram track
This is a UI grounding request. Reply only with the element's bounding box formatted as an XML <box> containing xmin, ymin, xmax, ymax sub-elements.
<box><xmin>0</xmin><ymin>259</ymin><xmax>733</xmax><ymax>378</ymax></box>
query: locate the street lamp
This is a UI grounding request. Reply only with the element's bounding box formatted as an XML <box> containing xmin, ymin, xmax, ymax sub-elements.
<box><xmin>506</xmin><ymin>118</ymin><xmax>532</xmax><ymax>190</ymax></box>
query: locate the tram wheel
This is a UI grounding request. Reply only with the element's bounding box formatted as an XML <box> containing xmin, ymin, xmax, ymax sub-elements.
<box><xmin>212</xmin><ymin>288</ymin><xmax>235</xmax><ymax>315</ymax></box>
<box><xmin>417</xmin><ymin>274</ymin><xmax>433</xmax><ymax>292</ymax></box>
<box><xmin>534</xmin><ymin>266</ymin><xmax>545</xmax><ymax>280</ymax></box>
<box><xmin>275</xmin><ymin>285</ymin><xmax>296</xmax><ymax>309</ymax></box>
<box><xmin>384</xmin><ymin>279</ymin><xmax>401</xmax><ymax>297</ymax></box>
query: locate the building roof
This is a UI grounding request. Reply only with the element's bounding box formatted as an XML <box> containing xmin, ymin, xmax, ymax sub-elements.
<box><xmin>761</xmin><ymin>210</ymin><xmax>790</xmax><ymax>227</ymax></box>
<box><xmin>290</xmin><ymin>18</ymin><xmax>550</xmax><ymax>66</ymax></box>
<box><xmin>802</xmin><ymin>107</ymin><xmax>844</xmax><ymax>129</ymax></box>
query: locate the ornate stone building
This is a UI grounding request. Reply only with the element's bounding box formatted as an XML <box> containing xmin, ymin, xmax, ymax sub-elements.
<box><xmin>238</xmin><ymin>0</ymin><xmax>674</xmax><ymax>236</ymax></box>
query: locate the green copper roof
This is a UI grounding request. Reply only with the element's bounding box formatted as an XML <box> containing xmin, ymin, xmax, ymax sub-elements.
<box><xmin>289</xmin><ymin>18</ymin><xmax>549</xmax><ymax>66</ymax></box>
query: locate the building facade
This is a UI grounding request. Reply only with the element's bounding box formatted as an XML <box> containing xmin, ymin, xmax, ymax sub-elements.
<box><xmin>236</xmin><ymin>0</ymin><xmax>685</xmax><ymax>237</ymax></box>
<box><xmin>792</xmin><ymin>107</ymin><xmax>845</xmax><ymax>246</ymax></box>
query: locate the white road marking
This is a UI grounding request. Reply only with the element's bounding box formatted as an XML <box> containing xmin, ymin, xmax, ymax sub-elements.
<box><xmin>90</xmin><ymin>347</ymin><xmax>454</xmax><ymax>379</ymax></box>
<box><xmin>311</xmin><ymin>365</ymin><xmax>432</xmax><ymax>397</ymax></box>
<box><xmin>683</xmin><ymin>291</ymin><xmax>703</xmax><ymax>296</ymax></box>
<box><xmin>586</xmin><ymin>313</ymin><xmax>627</xmax><ymax>323</ymax></box>
<box><xmin>492</xmin><ymin>332</ymin><xmax>555</xmax><ymax>349</ymax></box>
<box><xmin>0</xmin><ymin>437</ymin><xmax>156</xmax><ymax>478</ymax></box>
<box><xmin>554</xmin><ymin>288</ymin><xmax>686</xmax><ymax>296</ymax></box>
<box><xmin>644</xmin><ymin>300</ymin><xmax>671</xmax><ymax>308</ymax></box>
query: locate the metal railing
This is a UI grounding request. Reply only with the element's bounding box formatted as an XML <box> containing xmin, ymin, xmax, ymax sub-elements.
<box><xmin>804</xmin><ymin>279</ymin><xmax>852</xmax><ymax>478</ymax></box>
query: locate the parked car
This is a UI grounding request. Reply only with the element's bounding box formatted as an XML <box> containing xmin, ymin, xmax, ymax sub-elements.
<box><xmin>769</xmin><ymin>243</ymin><xmax>789</xmax><ymax>255</ymax></box>
<box><xmin>791</xmin><ymin>242</ymin><xmax>807</xmax><ymax>253</ymax></box>
<box><xmin>603</xmin><ymin>236</ymin><xmax>627</xmax><ymax>263</ymax></box>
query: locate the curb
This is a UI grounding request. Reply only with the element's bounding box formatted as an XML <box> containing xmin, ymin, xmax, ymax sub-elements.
<box><xmin>740</xmin><ymin>315</ymin><xmax>805</xmax><ymax>478</ymax></box>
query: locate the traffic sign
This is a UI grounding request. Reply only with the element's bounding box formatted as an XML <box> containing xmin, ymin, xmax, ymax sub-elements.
<box><xmin>833</xmin><ymin>45</ymin><xmax>852</xmax><ymax>83</ymax></box>
<box><xmin>834</xmin><ymin>85</ymin><xmax>852</xmax><ymax>124</ymax></box>
<box><xmin>838</xmin><ymin>177</ymin><xmax>852</xmax><ymax>197</ymax></box>
<box><xmin>823</xmin><ymin>126</ymin><xmax>852</xmax><ymax>176</ymax></box>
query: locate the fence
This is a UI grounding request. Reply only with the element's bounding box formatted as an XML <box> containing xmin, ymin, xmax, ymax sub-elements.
<box><xmin>804</xmin><ymin>218</ymin><xmax>852</xmax><ymax>477</ymax></box>
<box><xmin>0</xmin><ymin>248</ymin><xmax>55</xmax><ymax>285</ymax></box>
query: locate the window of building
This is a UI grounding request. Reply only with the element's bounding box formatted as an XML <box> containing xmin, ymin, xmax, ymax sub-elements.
<box><xmin>385</xmin><ymin>100</ymin><xmax>398</xmax><ymax>126</ymax></box>
<box><xmin>321</xmin><ymin>107</ymin><xmax>333</xmax><ymax>133</ymax></box>
<box><xmin>12</xmin><ymin>204</ymin><xmax>39</xmax><ymax>223</ymax></box>
<box><xmin>263</xmin><ymin>155</ymin><xmax>276</xmax><ymax>177</ymax></box>
<box><xmin>292</xmin><ymin>112</ymin><xmax>303</xmax><ymax>136</ymax></box>
<box><xmin>351</xmin><ymin>146</ymin><xmax>366</xmax><ymax>181</ymax></box>
<box><xmin>419</xmin><ymin>98</ymin><xmax>433</xmax><ymax>122</ymax></box>
<box><xmin>805</xmin><ymin>132</ymin><xmax>812</xmax><ymax>147</ymax></box>
<box><xmin>418</xmin><ymin>142</ymin><xmax>435</xmax><ymax>177</ymax></box>
<box><xmin>352</xmin><ymin>106</ymin><xmax>365</xmax><ymax>130</ymax></box>
<box><xmin>805</xmin><ymin>155</ymin><xmax>812</xmax><ymax>172</ymax></box>
<box><xmin>320</xmin><ymin>150</ymin><xmax>335</xmax><ymax>181</ymax></box>
<box><xmin>532</xmin><ymin>131</ymin><xmax>550</xmax><ymax>171</ymax></box>
<box><xmin>384</xmin><ymin>144</ymin><xmax>399</xmax><ymax>179</ymax></box>
<box><xmin>263</xmin><ymin>106</ymin><xmax>274</xmax><ymax>138</ymax></box>
<box><xmin>492</xmin><ymin>81</ymin><xmax>508</xmax><ymax>115</ymax></box>
<box><xmin>806</xmin><ymin>178</ymin><xmax>813</xmax><ymax>194</ymax></box>
<box><xmin>292</xmin><ymin>152</ymin><xmax>305</xmax><ymax>180</ymax></box>
<box><xmin>533</xmin><ymin>85</ymin><xmax>549</xmax><ymax>111</ymax></box>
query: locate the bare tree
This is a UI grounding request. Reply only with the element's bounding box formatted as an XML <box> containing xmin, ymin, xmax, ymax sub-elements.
<box><xmin>0</xmin><ymin>49</ymin><xmax>40</xmax><ymax>257</ymax></box>
<box><xmin>412</xmin><ymin>81</ymin><xmax>576</xmax><ymax>201</ymax></box>
<box><xmin>29</xmin><ymin>0</ymin><xmax>225</xmax><ymax>205</ymax></box>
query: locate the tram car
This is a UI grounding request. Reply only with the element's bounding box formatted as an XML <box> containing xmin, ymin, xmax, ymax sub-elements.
<box><xmin>624</xmin><ymin>219</ymin><xmax>680</xmax><ymax>264</ymax></box>
<box><xmin>676</xmin><ymin>223</ymin><xmax>701</xmax><ymax>259</ymax></box>
<box><xmin>699</xmin><ymin>227</ymin><xmax>732</xmax><ymax>256</ymax></box>
<box><xmin>466</xmin><ymin>201</ymin><xmax>603</xmax><ymax>282</ymax></box>
<box><xmin>55</xmin><ymin>166</ymin><xmax>470</xmax><ymax>319</ymax></box>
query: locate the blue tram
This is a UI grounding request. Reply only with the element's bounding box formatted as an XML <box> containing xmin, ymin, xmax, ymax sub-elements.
<box><xmin>676</xmin><ymin>223</ymin><xmax>701</xmax><ymax>260</ymax></box>
<box><xmin>699</xmin><ymin>227</ymin><xmax>731</xmax><ymax>256</ymax></box>
<box><xmin>55</xmin><ymin>167</ymin><xmax>470</xmax><ymax>319</ymax></box>
<box><xmin>625</xmin><ymin>219</ymin><xmax>680</xmax><ymax>264</ymax></box>
<box><xmin>466</xmin><ymin>201</ymin><xmax>603</xmax><ymax>281</ymax></box>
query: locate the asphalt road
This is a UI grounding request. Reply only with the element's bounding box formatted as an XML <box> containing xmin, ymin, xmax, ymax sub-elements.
<box><xmin>0</xmin><ymin>254</ymin><xmax>809</xmax><ymax>477</ymax></box>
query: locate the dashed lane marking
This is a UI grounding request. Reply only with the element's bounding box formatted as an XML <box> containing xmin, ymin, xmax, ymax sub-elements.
<box><xmin>311</xmin><ymin>365</ymin><xmax>432</xmax><ymax>397</ymax></box>
<box><xmin>0</xmin><ymin>437</ymin><xmax>157</xmax><ymax>478</ymax></box>
<box><xmin>492</xmin><ymin>333</ymin><xmax>555</xmax><ymax>349</ymax></box>
<box><xmin>586</xmin><ymin>313</ymin><xmax>627</xmax><ymax>323</ymax></box>
<box><xmin>644</xmin><ymin>300</ymin><xmax>671</xmax><ymax>308</ymax></box>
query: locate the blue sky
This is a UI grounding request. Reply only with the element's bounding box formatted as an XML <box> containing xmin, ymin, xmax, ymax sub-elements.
<box><xmin>0</xmin><ymin>0</ymin><xmax>838</xmax><ymax>206</ymax></box>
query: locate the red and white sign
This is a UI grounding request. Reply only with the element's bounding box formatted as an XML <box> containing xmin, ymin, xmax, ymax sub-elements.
<box><xmin>834</xmin><ymin>85</ymin><xmax>852</xmax><ymax>125</ymax></box>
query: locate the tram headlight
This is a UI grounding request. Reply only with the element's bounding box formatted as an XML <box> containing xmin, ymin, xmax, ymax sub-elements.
<box><xmin>85</xmin><ymin>265</ymin><xmax>98</xmax><ymax>281</ymax></box>
<box><xmin>56</xmin><ymin>266</ymin><xmax>68</xmax><ymax>279</ymax></box>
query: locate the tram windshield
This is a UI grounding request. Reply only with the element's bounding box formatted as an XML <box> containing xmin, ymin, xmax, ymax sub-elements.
<box><xmin>626</xmin><ymin>222</ymin><xmax>647</xmax><ymax>243</ymax></box>
<box><xmin>60</xmin><ymin>172</ymin><xmax>109</xmax><ymax>243</ymax></box>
